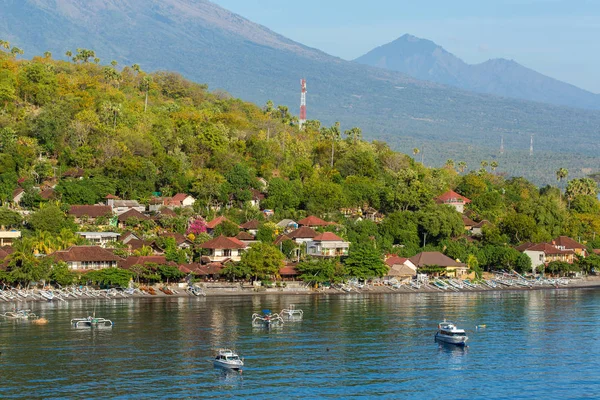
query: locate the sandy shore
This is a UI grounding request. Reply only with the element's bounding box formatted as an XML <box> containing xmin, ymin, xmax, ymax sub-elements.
<box><xmin>2</xmin><ymin>277</ymin><xmax>600</xmax><ymax>305</ymax></box>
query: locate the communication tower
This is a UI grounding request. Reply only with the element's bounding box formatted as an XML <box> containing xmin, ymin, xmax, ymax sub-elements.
<box><xmin>500</xmin><ymin>136</ymin><xmax>504</xmax><ymax>155</ymax></box>
<box><xmin>299</xmin><ymin>79</ymin><xmax>307</xmax><ymax>130</ymax></box>
<box><xmin>529</xmin><ymin>134</ymin><xmax>534</xmax><ymax>156</ymax></box>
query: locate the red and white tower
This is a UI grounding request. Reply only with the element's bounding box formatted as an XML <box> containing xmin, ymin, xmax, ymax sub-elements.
<box><xmin>299</xmin><ymin>78</ymin><xmax>307</xmax><ymax>130</ymax></box>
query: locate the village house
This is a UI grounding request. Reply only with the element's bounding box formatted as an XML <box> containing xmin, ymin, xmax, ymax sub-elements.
<box><xmin>235</xmin><ymin>231</ymin><xmax>258</xmax><ymax>246</ymax></box>
<box><xmin>239</xmin><ymin>219</ymin><xmax>260</xmax><ymax>236</ymax></box>
<box><xmin>435</xmin><ymin>190</ymin><xmax>471</xmax><ymax>214</ymax></box>
<box><xmin>279</xmin><ymin>264</ymin><xmax>300</xmax><ymax>281</ymax></box>
<box><xmin>118</xmin><ymin>255</ymin><xmax>178</xmax><ymax>271</ymax></box>
<box><xmin>551</xmin><ymin>236</ymin><xmax>588</xmax><ymax>257</ymax></box>
<box><xmin>12</xmin><ymin>188</ymin><xmax>24</xmax><ymax>206</ymax></box>
<box><xmin>68</xmin><ymin>205</ymin><xmax>113</xmax><ymax>224</ymax></box>
<box><xmin>462</xmin><ymin>216</ymin><xmax>476</xmax><ymax>232</ymax></box>
<box><xmin>471</xmin><ymin>220</ymin><xmax>491</xmax><ymax>236</ymax></box>
<box><xmin>117</xmin><ymin>209</ymin><xmax>151</xmax><ymax>228</ymax></box>
<box><xmin>0</xmin><ymin>230</ymin><xmax>21</xmax><ymax>247</ymax></box>
<box><xmin>298</xmin><ymin>215</ymin><xmax>330</xmax><ymax>228</ymax></box>
<box><xmin>40</xmin><ymin>187</ymin><xmax>57</xmax><ymax>201</ymax></box>
<box><xmin>105</xmin><ymin>195</ymin><xmax>146</xmax><ymax>215</ymax></box>
<box><xmin>518</xmin><ymin>242</ymin><xmax>575</xmax><ymax>274</ymax></box>
<box><xmin>276</xmin><ymin>219</ymin><xmax>298</xmax><ymax>234</ymax></box>
<box><xmin>384</xmin><ymin>255</ymin><xmax>417</xmax><ymax>283</ymax></box>
<box><xmin>288</xmin><ymin>226</ymin><xmax>319</xmax><ymax>246</ymax></box>
<box><xmin>306</xmin><ymin>232</ymin><xmax>350</xmax><ymax>258</ymax></box>
<box><xmin>149</xmin><ymin>193</ymin><xmax>196</xmax><ymax>211</ymax></box>
<box><xmin>159</xmin><ymin>232</ymin><xmax>194</xmax><ymax>249</ymax></box>
<box><xmin>410</xmin><ymin>251</ymin><xmax>468</xmax><ymax>277</ymax></box>
<box><xmin>249</xmin><ymin>189</ymin><xmax>265</xmax><ymax>208</ymax></box>
<box><xmin>205</xmin><ymin>216</ymin><xmax>233</xmax><ymax>234</ymax></box>
<box><xmin>52</xmin><ymin>246</ymin><xmax>122</xmax><ymax>271</ymax></box>
<box><xmin>77</xmin><ymin>232</ymin><xmax>120</xmax><ymax>248</ymax></box>
<box><xmin>200</xmin><ymin>235</ymin><xmax>246</xmax><ymax>262</ymax></box>
<box><xmin>61</xmin><ymin>167</ymin><xmax>85</xmax><ymax>179</ymax></box>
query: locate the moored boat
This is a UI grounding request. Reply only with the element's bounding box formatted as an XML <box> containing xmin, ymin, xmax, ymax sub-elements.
<box><xmin>280</xmin><ymin>304</ymin><xmax>303</xmax><ymax>319</ymax></box>
<box><xmin>435</xmin><ymin>320</ymin><xmax>468</xmax><ymax>346</ymax></box>
<box><xmin>71</xmin><ymin>315</ymin><xmax>113</xmax><ymax>328</ymax></box>
<box><xmin>213</xmin><ymin>348</ymin><xmax>244</xmax><ymax>370</ymax></box>
<box><xmin>252</xmin><ymin>309</ymin><xmax>284</xmax><ymax>328</ymax></box>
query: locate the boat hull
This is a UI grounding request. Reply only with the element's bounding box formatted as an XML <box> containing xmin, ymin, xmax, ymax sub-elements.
<box><xmin>435</xmin><ymin>333</ymin><xmax>468</xmax><ymax>346</ymax></box>
<box><xmin>213</xmin><ymin>360</ymin><xmax>243</xmax><ymax>370</ymax></box>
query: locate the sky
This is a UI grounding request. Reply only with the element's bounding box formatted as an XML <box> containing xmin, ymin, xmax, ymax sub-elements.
<box><xmin>212</xmin><ymin>0</ymin><xmax>600</xmax><ymax>93</ymax></box>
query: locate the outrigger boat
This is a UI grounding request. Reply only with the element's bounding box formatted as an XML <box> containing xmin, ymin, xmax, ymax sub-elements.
<box><xmin>71</xmin><ymin>315</ymin><xmax>113</xmax><ymax>328</ymax></box>
<box><xmin>1</xmin><ymin>309</ymin><xmax>39</xmax><ymax>320</ymax></box>
<box><xmin>252</xmin><ymin>309</ymin><xmax>284</xmax><ymax>328</ymax></box>
<box><xmin>435</xmin><ymin>320</ymin><xmax>468</xmax><ymax>346</ymax></box>
<box><xmin>280</xmin><ymin>304</ymin><xmax>303</xmax><ymax>319</ymax></box>
<box><xmin>213</xmin><ymin>349</ymin><xmax>244</xmax><ymax>370</ymax></box>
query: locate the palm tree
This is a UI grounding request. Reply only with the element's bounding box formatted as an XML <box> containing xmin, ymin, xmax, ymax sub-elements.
<box><xmin>344</xmin><ymin>127</ymin><xmax>362</xmax><ymax>144</ymax></box>
<box><xmin>412</xmin><ymin>148</ymin><xmax>420</xmax><ymax>159</ymax></box>
<box><xmin>480</xmin><ymin>160</ymin><xmax>489</xmax><ymax>171</ymax></box>
<box><xmin>457</xmin><ymin>161</ymin><xmax>467</xmax><ymax>173</ymax></box>
<box><xmin>65</xmin><ymin>50</ymin><xmax>72</xmax><ymax>58</ymax></box>
<box><xmin>445</xmin><ymin>159</ymin><xmax>455</xmax><ymax>170</ymax></box>
<box><xmin>321</xmin><ymin>122</ymin><xmax>341</xmax><ymax>168</ymax></box>
<box><xmin>490</xmin><ymin>161</ymin><xmax>499</xmax><ymax>171</ymax></box>
<box><xmin>0</xmin><ymin>40</ymin><xmax>9</xmax><ymax>50</ymax></box>
<box><xmin>556</xmin><ymin>167</ymin><xmax>569</xmax><ymax>202</ymax></box>
<box><xmin>110</xmin><ymin>60</ymin><xmax>118</xmax><ymax>67</ymax></box>
<box><xmin>131</xmin><ymin>64</ymin><xmax>141</xmax><ymax>73</ymax></box>
<box><xmin>140</xmin><ymin>76</ymin><xmax>152</xmax><ymax>113</ymax></box>
<box><xmin>43</xmin><ymin>51</ymin><xmax>52</xmax><ymax>59</ymax></box>
<box><xmin>10</xmin><ymin>47</ymin><xmax>23</xmax><ymax>58</ymax></box>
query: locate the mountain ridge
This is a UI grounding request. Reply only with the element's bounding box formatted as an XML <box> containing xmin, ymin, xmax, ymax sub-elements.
<box><xmin>354</xmin><ymin>34</ymin><xmax>600</xmax><ymax>109</ymax></box>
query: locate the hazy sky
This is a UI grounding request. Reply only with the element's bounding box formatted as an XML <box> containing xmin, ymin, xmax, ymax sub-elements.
<box><xmin>212</xmin><ymin>0</ymin><xmax>600</xmax><ymax>93</ymax></box>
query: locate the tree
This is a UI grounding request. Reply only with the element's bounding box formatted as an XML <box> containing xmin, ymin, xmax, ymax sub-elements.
<box><xmin>84</xmin><ymin>268</ymin><xmax>132</xmax><ymax>288</ymax></box>
<box><xmin>213</xmin><ymin>220</ymin><xmax>240</xmax><ymax>237</ymax></box>
<box><xmin>566</xmin><ymin>178</ymin><xmax>598</xmax><ymax>201</ymax></box>
<box><xmin>72</xmin><ymin>48</ymin><xmax>96</xmax><ymax>63</ymax></box>
<box><xmin>490</xmin><ymin>161</ymin><xmax>499</xmax><ymax>171</ymax></box>
<box><xmin>140</xmin><ymin>76</ymin><xmax>152</xmax><ymax>112</ymax></box>
<box><xmin>296</xmin><ymin>258</ymin><xmax>345</xmax><ymax>285</ymax></box>
<box><xmin>0</xmin><ymin>207</ymin><xmax>22</xmax><ymax>228</ymax></box>
<box><xmin>343</xmin><ymin>243</ymin><xmax>387</xmax><ymax>279</ymax></box>
<box><xmin>49</xmin><ymin>262</ymin><xmax>76</xmax><ymax>286</ymax></box>
<box><xmin>239</xmin><ymin>242</ymin><xmax>285</xmax><ymax>281</ymax></box>
<box><xmin>28</xmin><ymin>204</ymin><xmax>76</xmax><ymax>234</ymax></box>
<box><xmin>444</xmin><ymin>159</ymin><xmax>455</xmax><ymax>170</ymax></box>
<box><xmin>220</xmin><ymin>262</ymin><xmax>252</xmax><ymax>282</ymax></box>
<box><xmin>10</xmin><ymin>47</ymin><xmax>24</xmax><ymax>58</ymax></box>
<box><xmin>457</xmin><ymin>161</ymin><xmax>467</xmax><ymax>173</ymax></box>
<box><xmin>157</xmin><ymin>264</ymin><xmax>184</xmax><ymax>284</ymax></box>
<box><xmin>321</xmin><ymin>122</ymin><xmax>341</xmax><ymax>168</ymax></box>
<box><xmin>344</xmin><ymin>127</ymin><xmax>362</xmax><ymax>144</ymax></box>
<box><xmin>187</xmin><ymin>219</ymin><xmax>207</xmax><ymax>235</ymax></box>
<box><xmin>256</xmin><ymin>221</ymin><xmax>278</xmax><ymax>243</ymax></box>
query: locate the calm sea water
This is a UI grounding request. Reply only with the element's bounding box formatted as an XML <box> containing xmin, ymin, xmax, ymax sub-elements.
<box><xmin>1</xmin><ymin>289</ymin><xmax>599</xmax><ymax>399</ymax></box>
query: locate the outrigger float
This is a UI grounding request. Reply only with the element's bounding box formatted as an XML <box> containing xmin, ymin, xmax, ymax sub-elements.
<box><xmin>280</xmin><ymin>304</ymin><xmax>303</xmax><ymax>319</ymax></box>
<box><xmin>1</xmin><ymin>309</ymin><xmax>39</xmax><ymax>320</ymax></box>
<box><xmin>252</xmin><ymin>309</ymin><xmax>284</xmax><ymax>328</ymax></box>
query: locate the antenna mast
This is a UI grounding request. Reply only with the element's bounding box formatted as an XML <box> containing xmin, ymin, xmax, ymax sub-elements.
<box><xmin>299</xmin><ymin>78</ymin><xmax>307</xmax><ymax>130</ymax></box>
<box><xmin>500</xmin><ymin>136</ymin><xmax>504</xmax><ymax>154</ymax></box>
<box><xmin>529</xmin><ymin>134</ymin><xmax>534</xmax><ymax>156</ymax></box>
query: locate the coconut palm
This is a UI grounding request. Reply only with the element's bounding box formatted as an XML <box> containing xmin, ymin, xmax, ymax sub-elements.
<box><xmin>445</xmin><ymin>159</ymin><xmax>455</xmax><ymax>170</ymax></box>
<box><xmin>457</xmin><ymin>161</ymin><xmax>467</xmax><ymax>173</ymax></box>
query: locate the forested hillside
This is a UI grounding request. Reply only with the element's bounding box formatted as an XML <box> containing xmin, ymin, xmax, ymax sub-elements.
<box><xmin>1</xmin><ymin>46</ymin><xmax>600</xmax><ymax>270</ymax></box>
<box><xmin>2</xmin><ymin>0</ymin><xmax>600</xmax><ymax>185</ymax></box>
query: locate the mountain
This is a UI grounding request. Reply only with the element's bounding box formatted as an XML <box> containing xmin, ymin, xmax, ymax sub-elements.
<box><xmin>2</xmin><ymin>0</ymin><xmax>600</xmax><ymax>183</ymax></box>
<box><xmin>354</xmin><ymin>34</ymin><xmax>600</xmax><ymax>110</ymax></box>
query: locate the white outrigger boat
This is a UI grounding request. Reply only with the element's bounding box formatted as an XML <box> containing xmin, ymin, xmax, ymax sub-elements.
<box><xmin>1</xmin><ymin>309</ymin><xmax>39</xmax><ymax>320</ymax></box>
<box><xmin>280</xmin><ymin>304</ymin><xmax>303</xmax><ymax>319</ymax></box>
<box><xmin>435</xmin><ymin>320</ymin><xmax>468</xmax><ymax>346</ymax></box>
<box><xmin>252</xmin><ymin>309</ymin><xmax>284</xmax><ymax>328</ymax></box>
<box><xmin>71</xmin><ymin>315</ymin><xmax>113</xmax><ymax>328</ymax></box>
<box><xmin>213</xmin><ymin>349</ymin><xmax>244</xmax><ymax>370</ymax></box>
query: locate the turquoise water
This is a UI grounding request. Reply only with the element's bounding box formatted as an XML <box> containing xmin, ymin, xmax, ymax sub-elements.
<box><xmin>1</xmin><ymin>289</ymin><xmax>599</xmax><ymax>399</ymax></box>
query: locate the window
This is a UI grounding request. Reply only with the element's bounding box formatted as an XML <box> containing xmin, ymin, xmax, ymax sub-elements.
<box><xmin>224</xmin><ymin>249</ymin><xmax>232</xmax><ymax>257</ymax></box>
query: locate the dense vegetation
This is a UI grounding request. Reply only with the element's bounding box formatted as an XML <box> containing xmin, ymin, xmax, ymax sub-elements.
<box><xmin>1</xmin><ymin>46</ymin><xmax>600</xmax><ymax>286</ymax></box>
<box><xmin>3</xmin><ymin>0</ymin><xmax>600</xmax><ymax>186</ymax></box>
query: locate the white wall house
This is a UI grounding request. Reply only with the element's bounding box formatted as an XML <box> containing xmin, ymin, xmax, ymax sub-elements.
<box><xmin>77</xmin><ymin>232</ymin><xmax>120</xmax><ymax>248</ymax></box>
<box><xmin>306</xmin><ymin>233</ymin><xmax>350</xmax><ymax>258</ymax></box>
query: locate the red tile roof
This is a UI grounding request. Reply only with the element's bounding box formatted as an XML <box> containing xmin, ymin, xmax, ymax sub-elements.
<box><xmin>251</xmin><ymin>189</ymin><xmax>265</xmax><ymax>201</ymax></box>
<box><xmin>436</xmin><ymin>190</ymin><xmax>471</xmax><ymax>204</ymax></box>
<box><xmin>279</xmin><ymin>265</ymin><xmax>299</xmax><ymax>276</ymax></box>
<box><xmin>52</xmin><ymin>246</ymin><xmax>122</xmax><ymax>262</ymax></box>
<box><xmin>105</xmin><ymin>194</ymin><xmax>120</xmax><ymax>199</ymax></box>
<box><xmin>171</xmin><ymin>193</ymin><xmax>188</xmax><ymax>202</ymax></box>
<box><xmin>288</xmin><ymin>227</ymin><xmax>318</xmax><ymax>239</ymax></box>
<box><xmin>12</xmin><ymin>188</ymin><xmax>24</xmax><ymax>198</ymax></box>
<box><xmin>236</xmin><ymin>231</ymin><xmax>255</xmax><ymax>241</ymax></box>
<box><xmin>240</xmin><ymin>219</ymin><xmax>260</xmax><ymax>230</ymax></box>
<box><xmin>552</xmin><ymin>236</ymin><xmax>586</xmax><ymax>250</ymax></box>
<box><xmin>157</xmin><ymin>207</ymin><xmax>178</xmax><ymax>218</ymax></box>
<box><xmin>119</xmin><ymin>256</ymin><xmax>176</xmax><ymax>269</ymax></box>
<box><xmin>200</xmin><ymin>235</ymin><xmax>246</xmax><ymax>249</ymax></box>
<box><xmin>410</xmin><ymin>252</ymin><xmax>465</xmax><ymax>268</ymax></box>
<box><xmin>160</xmin><ymin>232</ymin><xmax>191</xmax><ymax>246</ymax></box>
<box><xmin>274</xmin><ymin>234</ymin><xmax>292</xmax><ymax>246</ymax></box>
<box><xmin>312</xmin><ymin>232</ymin><xmax>344</xmax><ymax>241</ymax></box>
<box><xmin>206</xmin><ymin>216</ymin><xmax>231</xmax><ymax>229</ymax></box>
<box><xmin>40</xmin><ymin>188</ymin><xmax>56</xmax><ymax>200</ymax></box>
<box><xmin>385</xmin><ymin>256</ymin><xmax>409</xmax><ymax>267</ymax></box>
<box><xmin>68</xmin><ymin>205</ymin><xmax>113</xmax><ymax>218</ymax></box>
<box><xmin>118</xmin><ymin>209</ymin><xmax>150</xmax><ymax>222</ymax></box>
<box><xmin>462</xmin><ymin>216</ymin><xmax>476</xmax><ymax>226</ymax></box>
<box><xmin>526</xmin><ymin>243</ymin><xmax>574</xmax><ymax>255</ymax></box>
<box><xmin>298</xmin><ymin>215</ymin><xmax>329</xmax><ymax>227</ymax></box>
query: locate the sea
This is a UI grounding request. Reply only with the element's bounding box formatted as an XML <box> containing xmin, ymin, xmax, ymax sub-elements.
<box><xmin>1</xmin><ymin>289</ymin><xmax>599</xmax><ymax>399</ymax></box>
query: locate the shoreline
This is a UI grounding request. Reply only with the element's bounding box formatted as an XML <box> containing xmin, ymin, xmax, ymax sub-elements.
<box><xmin>2</xmin><ymin>277</ymin><xmax>600</xmax><ymax>305</ymax></box>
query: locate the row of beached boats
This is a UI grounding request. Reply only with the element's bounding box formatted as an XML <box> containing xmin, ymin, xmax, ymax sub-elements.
<box><xmin>387</xmin><ymin>272</ymin><xmax>571</xmax><ymax>292</ymax></box>
<box><xmin>0</xmin><ymin>285</ymin><xmax>207</xmax><ymax>302</ymax></box>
